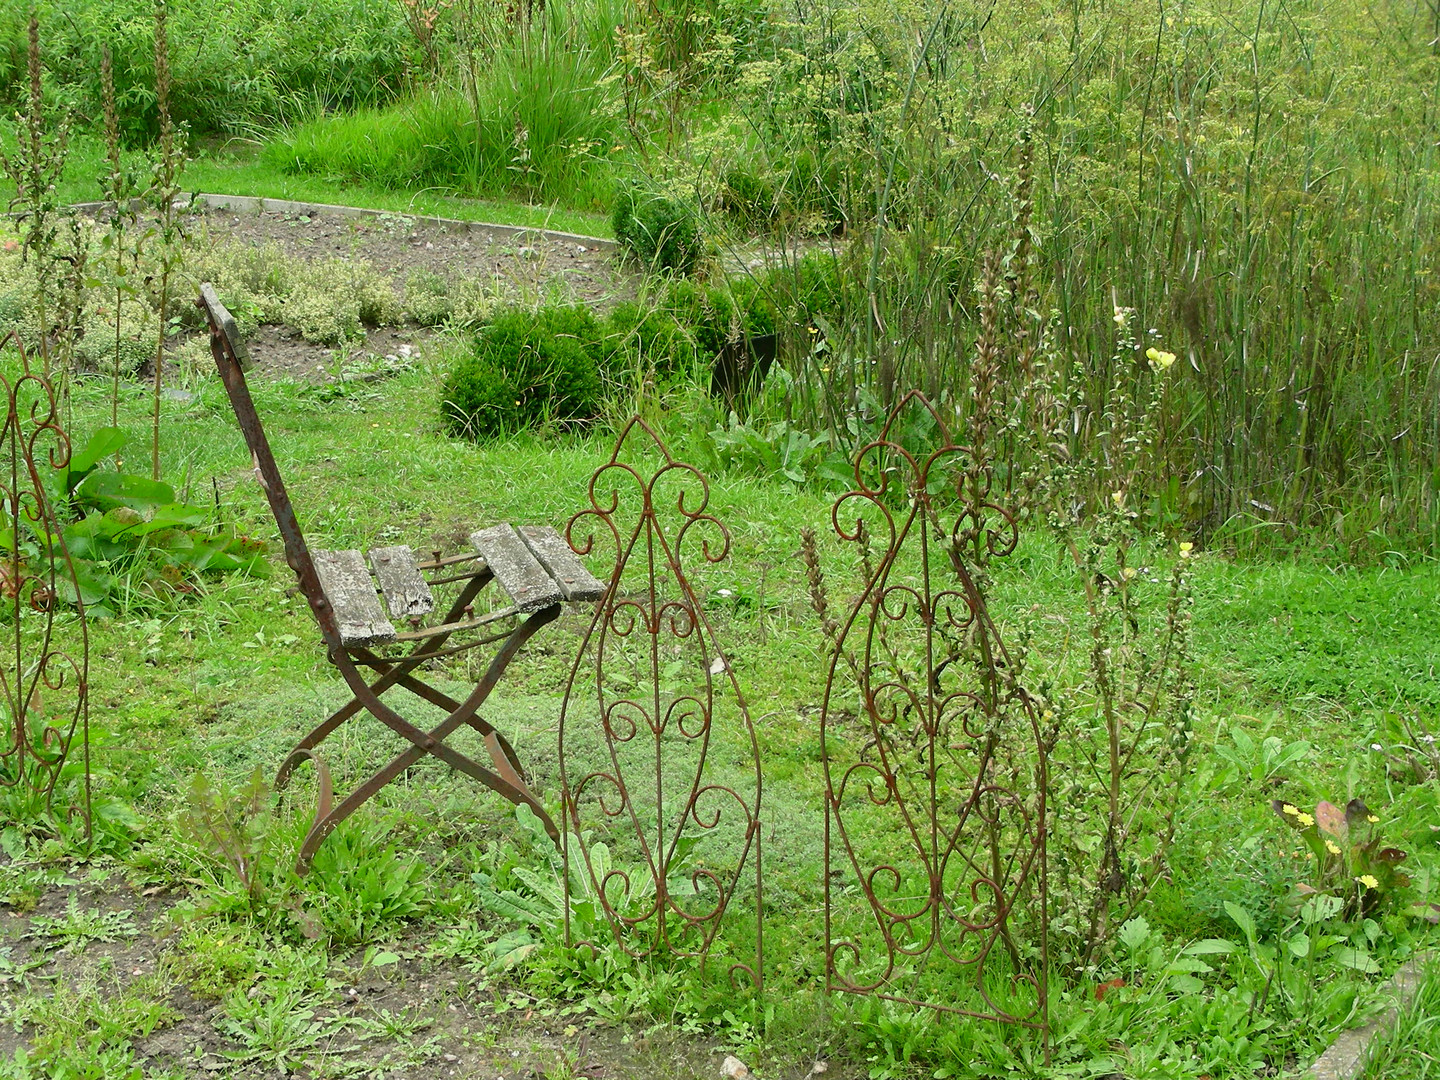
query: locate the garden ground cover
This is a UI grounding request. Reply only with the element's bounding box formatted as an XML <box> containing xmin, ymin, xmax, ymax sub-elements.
<box><xmin>1</xmin><ymin>278</ymin><xmax>1438</xmax><ymax>1075</ymax></box>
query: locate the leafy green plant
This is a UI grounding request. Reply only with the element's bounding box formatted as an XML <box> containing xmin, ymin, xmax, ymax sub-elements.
<box><xmin>26</xmin><ymin>896</ymin><xmax>138</xmax><ymax>953</ymax></box>
<box><xmin>8</xmin><ymin>976</ymin><xmax>176</xmax><ymax>1072</ymax></box>
<box><xmin>215</xmin><ymin>985</ymin><xmax>344</xmax><ymax>1073</ymax></box>
<box><xmin>1273</xmin><ymin>798</ymin><xmax>1411</xmax><ymax>920</ymax></box>
<box><xmin>306</xmin><ymin>829</ymin><xmax>430</xmax><ymax>944</ymax></box>
<box><xmin>163</xmin><ymin>925</ymin><xmax>262</xmax><ymax>1000</ymax></box>
<box><xmin>439</xmin><ymin>305</ymin><xmax>606</xmax><ymax>439</ymax></box>
<box><xmin>179</xmin><ymin>767</ymin><xmax>275</xmax><ymax>908</ymax></box>
<box><xmin>703</xmin><ymin>414</ymin><xmax>848</xmax><ymax>485</ymax></box>
<box><xmin>46</xmin><ymin>427</ymin><xmax>269</xmax><ymax>614</ymax></box>
<box><xmin>611</xmin><ymin>183</ymin><xmax>701</xmax><ymax>275</ymax></box>
<box><xmin>0</xmin><ymin>14</ymin><xmax>71</xmax><ymax>379</ymax></box>
<box><xmin>96</xmin><ymin>44</ymin><xmax>147</xmax><ymax>436</ymax></box>
<box><xmin>145</xmin><ymin>0</ymin><xmax>191</xmax><ymax>482</ymax></box>
<box><xmin>1214</xmin><ymin>727</ymin><xmax>1313</xmax><ymax>791</ymax></box>
<box><xmin>471</xmin><ymin>805</ymin><xmax>700</xmax><ymax>977</ymax></box>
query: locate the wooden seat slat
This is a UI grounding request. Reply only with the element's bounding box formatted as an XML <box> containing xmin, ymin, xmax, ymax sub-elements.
<box><xmin>314</xmin><ymin>549</ymin><xmax>397</xmax><ymax>646</ymax></box>
<box><xmin>368</xmin><ymin>545</ymin><xmax>435</xmax><ymax>620</ymax></box>
<box><xmin>471</xmin><ymin>525</ymin><xmax>564</xmax><ymax>613</ymax></box>
<box><xmin>199</xmin><ymin>284</ymin><xmax>253</xmax><ymax>372</ymax></box>
<box><xmin>517</xmin><ymin>525</ymin><xmax>606</xmax><ymax>602</ymax></box>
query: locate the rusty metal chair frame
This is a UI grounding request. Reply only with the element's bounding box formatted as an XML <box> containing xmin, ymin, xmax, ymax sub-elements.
<box><xmin>199</xmin><ymin>285</ymin><xmax>585</xmax><ymax>872</ymax></box>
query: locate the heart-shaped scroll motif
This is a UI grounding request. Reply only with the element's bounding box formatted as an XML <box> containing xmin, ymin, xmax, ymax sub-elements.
<box><xmin>819</xmin><ymin>392</ymin><xmax>1047</xmax><ymax>1030</ymax></box>
<box><xmin>0</xmin><ymin>335</ymin><xmax>91</xmax><ymax>836</ymax></box>
<box><xmin>558</xmin><ymin>418</ymin><xmax>762</xmax><ymax>990</ymax></box>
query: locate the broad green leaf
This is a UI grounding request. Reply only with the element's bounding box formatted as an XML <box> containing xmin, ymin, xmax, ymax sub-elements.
<box><xmin>485</xmin><ymin>930</ymin><xmax>538</xmax><ymax>973</ymax></box>
<box><xmin>1166</xmin><ymin>956</ymin><xmax>1214</xmax><ymax>974</ymax></box>
<box><xmin>1118</xmin><ymin>917</ymin><xmax>1151</xmax><ymax>953</ymax></box>
<box><xmin>1287</xmin><ymin>934</ymin><xmax>1310</xmax><ymax>958</ymax></box>
<box><xmin>1334</xmin><ymin>947</ymin><xmax>1380</xmax><ymax>974</ymax></box>
<box><xmin>1300</xmin><ymin>894</ymin><xmax>1344</xmax><ymax>925</ymax></box>
<box><xmin>1184</xmin><ymin>938</ymin><xmax>1239</xmax><ymax>955</ymax></box>
<box><xmin>1224</xmin><ymin>902</ymin><xmax>1257</xmax><ymax>942</ymax></box>
<box><xmin>1166</xmin><ymin>973</ymin><xmax>1205</xmax><ymax>994</ymax></box>
<box><xmin>68</xmin><ymin>427</ymin><xmax>126</xmax><ymax>478</ymax></box>
<box><xmin>75</xmin><ymin>471</ymin><xmax>176</xmax><ymax>512</ymax></box>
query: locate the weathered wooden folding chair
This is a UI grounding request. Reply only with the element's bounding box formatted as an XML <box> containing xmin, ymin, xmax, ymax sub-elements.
<box><xmin>198</xmin><ymin>284</ymin><xmax>604</xmax><ymax>872</ymax></box>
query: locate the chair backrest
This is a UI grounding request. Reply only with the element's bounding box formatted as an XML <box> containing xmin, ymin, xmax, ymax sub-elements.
<box><xmin>198</xmin><ymin>284</ymin><xmax>345</xmax><ymax>652</ymax></box>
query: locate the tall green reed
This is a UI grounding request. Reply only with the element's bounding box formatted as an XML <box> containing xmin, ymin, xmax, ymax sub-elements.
<box><xmin>720</xmin><ymin>0</ymin><xmax>1440</xmax><ymax>557</ymax></box>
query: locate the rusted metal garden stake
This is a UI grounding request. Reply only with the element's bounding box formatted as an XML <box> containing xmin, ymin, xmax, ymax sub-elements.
<box><xmin>0</xmin><ymin>332</ymin><xmax>90</xmax><ymax>837</ymax></box>
<box><xmin>817</xmin><ymin>391</ymin><xmax>1049</xmax><ymax>1055</ymax></box>
<box><xmin>558</xmin><ymin>417</ymin><xmax>764</xmax><ymax>995</ymax></box>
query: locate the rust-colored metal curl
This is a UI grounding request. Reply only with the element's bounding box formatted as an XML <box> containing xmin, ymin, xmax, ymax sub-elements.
<box><xmin>820</xmin><ymin>391</ymin><xmax>1048</xmax><ymax>1050</ymax></box>
<box><xmin>559</xmin><ymin>418</ymin><xmax>762</xmax><ymax>993</ymax></box>
<box><xmin>0</xmin><ymin>333</ymin><xmax>90</xmax><ymax>837</ymax></box>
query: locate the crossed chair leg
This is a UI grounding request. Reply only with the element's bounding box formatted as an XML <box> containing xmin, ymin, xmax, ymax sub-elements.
<box><xmin>274</xmin><ymin>574</ymin><xmax>561</xmax><ymax>873</ymax></box>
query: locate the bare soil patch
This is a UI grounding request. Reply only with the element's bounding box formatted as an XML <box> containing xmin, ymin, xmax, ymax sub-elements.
<box><xmin>191</xmin><ymin>205</ymin><xmax>624</xmax><ymax>311</ymax></box>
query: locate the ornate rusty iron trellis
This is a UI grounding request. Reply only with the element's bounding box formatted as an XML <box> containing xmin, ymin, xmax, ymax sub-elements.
<box><xmin>0</xmin><ymin>333</ymin><xmax>90</xmax><ymax>837</ymax></box>
<box><xmin>558</xmin><ymin>418</ymin><xmax>763</xmax><ymax>991</ymax></box>
<box><xmin>819</xmin><ymin>391</ymin><xmax>1048</xmax><ymax>1046</ymax></box>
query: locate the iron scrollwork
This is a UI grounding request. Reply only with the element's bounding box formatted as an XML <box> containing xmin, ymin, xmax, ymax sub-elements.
<box><xmin>819</xmin><ymin>391</ymin><xmax>1047</xmax><ymax>1044</ymax></box>
<box><xmin>0</xmin><ymin>334</ymin><xmax>90</xmax><ymax>837</ymax></box>
<box><xmin>559</xmin><ymin>418</ymin><xmax>762</xmax><ymax>991</ymax></box>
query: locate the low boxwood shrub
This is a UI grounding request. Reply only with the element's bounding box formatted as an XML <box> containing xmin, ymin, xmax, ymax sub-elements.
<box><xmin>441</xmin><ymin>305</ymin><xmax>606</xmax><ymax>439</ymax></box>
<box><xmin>611</xmin><ymin>185</ymin><xmax>703</xmax><ymax>275</ymax></box>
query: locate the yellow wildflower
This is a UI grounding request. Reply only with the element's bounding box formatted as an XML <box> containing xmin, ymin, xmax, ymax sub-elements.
<box><xmin>1357</xmin><ymin>875</ymin><xmax>1379</xmax><ymax>890</ymax></box>
<box><xmin>1367</xmin><ymin>814</ymin><xmax>1379</xmax><ymax>824</ymax></box>
<box><xmin>1179</xmin><ymin>542</ymin><xmax>1194</xmax><ymax>554</ymax></box>
<box><xmin>1113</xmin><ymin>306</ymin><xmax>1128</xmax><ymax>327</ymax></box>
<box><xmin>1297</xmin><ymin>813</ymin><xmax>1314</xmax><ymax>827</ymax></box>
<box><xmin>1325</xmin><ymin>840</ymin><xmax>1341</xmax><ymax>855</ymax></box>
<box><xmin>1281</xmin><ymin>804</ymin><xmax>1300</xmax><ymax>817</ymax></box>
<box><xmin>1145</xmin><ymin>347</ymin><xmax>1177</xmax><ymax>373</ymax></box>
<box><xmin>1112</xmin><ymin>491</ymin><xmax>1125</xmax><ymax>506</ymax></box>
<box><xmin>1122</xmin><ymin>567</ymin><xmax>1137</xmax><ymax>580</ymax></box>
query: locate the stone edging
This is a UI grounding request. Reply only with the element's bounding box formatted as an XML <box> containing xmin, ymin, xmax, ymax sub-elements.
<box><xmin>1307</xmin><ymin>955</ymin><xmax>1428</xmax><ymax>1080</ymax></box>
<box><xmin>54</xmin><ymin>192</ymin><xmax>617</xmax><ymax>253</ymax></box>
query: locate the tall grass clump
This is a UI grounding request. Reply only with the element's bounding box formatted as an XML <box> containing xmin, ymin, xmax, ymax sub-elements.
<box><xmin>0</xmin><ymin>0</ymin><xmax>414</xmax><ymax>140</ymax></box>
<box><xmin>266</xmin><ymin>4</ymin><xmax>621</xmax><ymax>206</ymax></box>
<box><xmin>692</xmin><ymin>0</ymin><xmax>1440</xmax><ymax>558</ymax></box>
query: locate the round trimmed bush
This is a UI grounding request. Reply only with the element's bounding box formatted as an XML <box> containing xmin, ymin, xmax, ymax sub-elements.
<box><xmin>611</xmin><ymin>185</ymin><xmax>703</xmax><ymax>276</ymax></box>
<box><xmin>440</xmin><ymin>306</ymin><xmax>605</xmax><ymax>439</ymax></box>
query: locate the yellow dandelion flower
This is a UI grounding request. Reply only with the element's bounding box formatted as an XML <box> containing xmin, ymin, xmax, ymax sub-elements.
<box><xmin>1282</xmin><ymin>804</ymin><xmax>1300</xmax><ymax>817</ymax></box>
<box><xmin>1367</xmin><ymin>814</ymin><xmax>1379</xmax><ymax>824</ymax></box>
<box><xmin>1357</xmin><ymin>875</ymin><xmax>1379</xmax><ymax>890</ymax></box>
<box><xmin>1297</xmin><ymin>813</ymin><xmax>1314</xmax><ymax>827</ymax></box>
<box><xmin>1179</xmin><ymin>541</ymin><xmax>1194</xmax><ymax>554</ymax></box>
<box><xmin>1325</xmin><ymin>840</ymin><xmax>1341</xmax><ymax>855</ymax></box>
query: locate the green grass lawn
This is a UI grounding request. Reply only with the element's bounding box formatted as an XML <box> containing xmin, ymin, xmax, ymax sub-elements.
<box><xmin>0</xmin><ymin>133</ymin><xmax>613</xmax><ymax>240</ymax></box>
<box><xmin>7</xmin><ymin>336</ymin><xmax>1428</xmax><ymax>1077</ymax></box>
